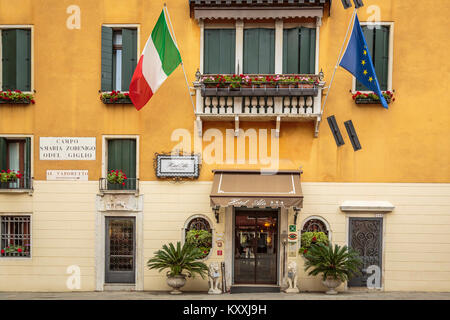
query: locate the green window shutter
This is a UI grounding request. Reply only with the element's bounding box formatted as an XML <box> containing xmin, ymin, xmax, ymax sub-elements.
<box><xmin>283</xmin><ymin>28</ymin><xmax>299</xmax><ymax>74</ymax></box>
<box><xmin>0</xmin><ymin>137</ymin><xmax>6</xmax><ymax>171</ymax></box>
<box><xmin>101</xmin><ymin>26</ymin><xmax>113</xmax><ymax>92</ymax></box>
<box><xmin>299</xmin><ymin>27</ymin><xmax>316</xmax><ymax>74</ymax></box>
<box><xmin>1</xmin><ymin>29</ymin><xmax>30</xmax><ymax>91</ymax></box>
<box><xmin>24</xmin><ymin>137</ymin><xmax>31</xmax><ymax>189</ymax></box>
<box><xmin>204</xmin><ymin>29</ymin><xmax>235</xmax><ymax>74</ymax></box>
<box><xmin>244</xmin><ymin>28</ymin><xmax>274</xmax><ymax>74</ymax></box>
<box><xmin>16</xmin><ymin>29</ymin><xmax>31</xmax><ymax>91</ymax></box>
<box><xmin>108</xmin><ymin>139</ymin><xmax>136</xmax><ymax>190</ymax></box>
<box><xmin>2</xmin><ymin>29</ymin><xmax>16</xmax><ymax>90</ymax></box>
<box><xmin>122</xmin><ymin>28</ymin><xmax>138</xmax><ymax>91</ymax></box>
<box><xmin>356</xmin><ymin>26</ymin><xmax>375</xmax><ymax>91</ymax></box>
<box><xmin>374</xmin><ymin>26</ymin><xmax>389</xmax><ymax>91</ymax></box>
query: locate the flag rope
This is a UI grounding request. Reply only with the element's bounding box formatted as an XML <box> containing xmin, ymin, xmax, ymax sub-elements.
<box><xmin>320</xmin><ymin>8</ymin><xmax>357</xmax><ymax>116</ymax></box>
<box><xmin>164</xmin><ymin>4</ymin><xmax>197</xmax><ymax>115</ymax></box>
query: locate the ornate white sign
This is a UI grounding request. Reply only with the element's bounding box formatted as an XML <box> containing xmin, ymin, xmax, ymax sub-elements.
<box><xmin>155</xmin><ymin>154</ymin><xmax>200</xmax><ymax>178</ymax></box>
<box><xmin>40</xmin><ymin>137</ymin><xmax>96</xmax><ymax>160</ymax></box>
<box><xmin>46</xmin><ymin>170</ymin><xmax>88</xmax><ymax>181</ymax></box>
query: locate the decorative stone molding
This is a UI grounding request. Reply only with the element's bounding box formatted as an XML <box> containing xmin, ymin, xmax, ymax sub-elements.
<box><xmin>97</xmin><ymin>194</ymin><xmax>143</xmax><ymax>212</ymax></box>
<box><xmin>340</xmin><ymin>200</ymin><xmax>395</xmax><ymax>213</ymax></box>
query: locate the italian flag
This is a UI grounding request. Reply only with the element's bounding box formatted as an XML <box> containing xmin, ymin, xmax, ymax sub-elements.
<box><xmin>129</xmin><ymin>9</ymin><xmax>182</xmax><ymax>110</ymax></box>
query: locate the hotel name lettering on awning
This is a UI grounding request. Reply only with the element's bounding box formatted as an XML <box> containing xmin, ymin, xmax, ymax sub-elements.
<box><xmin>228</xmin><ymin>199</ymin><xmax>285</xmax><ymax>207</ymax></box>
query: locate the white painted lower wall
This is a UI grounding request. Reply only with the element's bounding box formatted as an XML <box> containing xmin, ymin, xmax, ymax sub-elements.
<box><xmin>0</xmin><ymin>181</ymin><xmax>449</xmax><ymax>292</ymax></box>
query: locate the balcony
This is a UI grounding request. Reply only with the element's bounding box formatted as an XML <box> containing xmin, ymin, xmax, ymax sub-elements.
<box><xmin>99</xmin><ymin>178</ymin><xmax>139</xmax><ymax>195</ymax></box>
<box><xmin>0</xmin><ymin>177</ymin><xmax>33</xmax><ymax>194</ymax></box>
<box><xmin>193</xmin><ymin>74</ymin><xmax>325</xmax><ymax>137</ymax></box>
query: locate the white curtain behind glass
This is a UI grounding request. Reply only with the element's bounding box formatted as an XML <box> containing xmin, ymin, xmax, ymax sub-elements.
<box><xmin>8</xmin><ymin>142</ymin><xmax>20</xmax><ymax>187</ymax></box>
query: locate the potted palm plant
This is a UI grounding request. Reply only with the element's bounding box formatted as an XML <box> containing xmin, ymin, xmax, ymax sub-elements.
<box><xmin>303</xmin><ymin>243</ymin><xmax>363</xmax><ymax>295</ymax></box>
<box><xmin>147</xmin><ymin>241</ymin><xmax>208</xmax><ymax>294</ymax></box>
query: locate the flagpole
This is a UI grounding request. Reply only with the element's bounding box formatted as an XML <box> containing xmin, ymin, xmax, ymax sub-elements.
<box><xmin>320</xmin><ymin>8</ymin><xmax>357</xmax><ymax>115</ymax></box>
<box><xmin>164</xmin><ymin>3</ymin><xmax>197</xmax><ymax>115</ymax></box>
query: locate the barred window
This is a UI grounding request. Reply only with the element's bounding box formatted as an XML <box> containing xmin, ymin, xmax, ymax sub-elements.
<box><xmin>184</xmin><ymin>216</ymin><xmax>212</xmax><ymax>259</ymax></box>
<box><xmin>0</xmin><ymin>216</ymin><xmax>31</xmax><ymax>258</ymax></box>
<box><xmin>302</xmin><ymin>217</ymin><xmax>329</xmax><ymax>235</ymax></box>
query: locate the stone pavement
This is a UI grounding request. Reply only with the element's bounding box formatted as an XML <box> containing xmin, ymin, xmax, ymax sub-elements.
<box><xmin>1</xmin><ymin>291</ymin><xmax>450</xmax><ymax>300</ymax></box>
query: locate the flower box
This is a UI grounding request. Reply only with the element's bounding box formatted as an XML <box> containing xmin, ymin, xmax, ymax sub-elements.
<box><xmin>102</xmin><ymin>97</ymin><xmax>133</xmax><ymax>104</ymax></box>
<box><xmin>100</xmin><ymin>91</ymin><xmax>133</xmax><ymax>104</ymax></box>
<box><xmin>353</xmin><ymin>91</ymin><xmax>394</xmax><ymax>105</ymax></box>
<box><xmin>0</xmin><ymin>90</ymin><xmax>35</xmax><ymax>105</ymax></box>
<box><xmin>201</xmin><ymin>86</ymin><xmax>318</xmax><ymax>97</ymax></box>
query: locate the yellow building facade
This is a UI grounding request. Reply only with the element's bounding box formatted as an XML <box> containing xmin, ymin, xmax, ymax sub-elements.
<box><xmin>0</xmin><ymin>0</ymin><xmax>449</xmax><ymax>292</ymax></box>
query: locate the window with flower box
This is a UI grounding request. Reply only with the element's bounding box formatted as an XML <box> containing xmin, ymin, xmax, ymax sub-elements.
<box><xmin>0</xmin><ymin>215</ymin><xmax>31</xmax><ymax>258</ymax></box>
<box><xmin>0</xmin><ymin>27</ymin><xmax>34</xmax><ymax>104</ymax></box>
<box><xmin>101</xmin><ymin>26</ymin><xmax>137</xmax><ymax>103</ymax></box>
<box><xmin>354</xmin><ymin>24</ymin><xmax>392</xmax><ymax>92</ymax></box>
<box><xmin>100</xmin><ymin>138</ymin><xmax>137</xmax><ymax>192</ymax></box>
<box><xmin>0</xmin><ymin>137</ymin><xmax>32</xmax><ymax>190</ymax></box>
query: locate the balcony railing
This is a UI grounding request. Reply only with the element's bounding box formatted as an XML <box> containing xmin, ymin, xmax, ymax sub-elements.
<box><xmin>99</xmin><ymin>178</ymin><xmax>139</xmax><ymax>194</ymax></box>
<box><xmin>0</xmin><ymin>177</ymin><xmax>33</xmax><ymax>192</ymax></box>
<box><xmin>193</xmin><ymin>74</ymin><xmax>325</xmax><ymax>137</ymax></box>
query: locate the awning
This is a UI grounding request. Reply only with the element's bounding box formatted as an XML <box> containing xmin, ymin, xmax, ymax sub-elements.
<box><xmin>193</xmin><ymin>8</ymin><xmax>323</xmax><ymax>20</ymax></box>
<box><xmin>210</xmin><ymin>170</ymin><xmax>303</xmax><ymax>209</ymax></box>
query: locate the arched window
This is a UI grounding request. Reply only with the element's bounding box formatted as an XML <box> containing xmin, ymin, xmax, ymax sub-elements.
<box><xmin>299</xmin><ymin>216</ymin><xmax>331</xmax><ymax>255</ymax></box>
<box><xmin>302</xmin><ymin>218</ymin><xmax>329</xmax><ymax>236</ymax></box>
<box><xmin>184</xmin><ymin>216</ymin><xmax>213</xmax><ymax>259</ymax></box>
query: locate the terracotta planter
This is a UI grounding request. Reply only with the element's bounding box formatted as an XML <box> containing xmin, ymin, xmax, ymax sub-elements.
<box><xmin>322</xmin><ymin>277</ymin><xmax>342</xmax><ymax>295</ymax></box>
<box><xmin>166</xmin><ymin>275</ymin><xmax>187</xmax><ymax>294</ymax></box>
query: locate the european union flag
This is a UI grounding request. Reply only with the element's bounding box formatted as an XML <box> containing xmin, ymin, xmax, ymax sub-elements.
<box><xmin>340</xmin><ymin>14</ymin><xmax>388</xmax><ymax>109</ymax></box>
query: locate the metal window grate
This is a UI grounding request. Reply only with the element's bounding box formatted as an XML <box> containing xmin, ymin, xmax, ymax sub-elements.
<box><xmin>0</xmin><ymin>216</ymin><xmax>31</xmax><ymax>258</ymax></box>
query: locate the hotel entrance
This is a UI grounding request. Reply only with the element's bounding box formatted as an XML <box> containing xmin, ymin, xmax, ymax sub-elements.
<box><xmin>234</xmin><ymin>209</ymin><xmax>278</xmax><ymax>285</ymax></box>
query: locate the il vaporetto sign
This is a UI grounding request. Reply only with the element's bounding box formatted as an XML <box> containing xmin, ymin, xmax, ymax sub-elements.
<box><xmin>40</xmin><ymin>137</ymin><xmax>96</xmax><ymax>160</ymax></box>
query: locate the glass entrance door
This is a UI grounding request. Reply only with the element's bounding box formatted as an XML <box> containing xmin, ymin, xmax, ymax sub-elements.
<box><xmin>105</xmin><ymin>217</ymin><xmax>136</xmax><ymax>283</ymax></box>
<box><xmin>234</xmin><ymin>210</ymin><xmax>278</xmax><ymax>284</ymax></box>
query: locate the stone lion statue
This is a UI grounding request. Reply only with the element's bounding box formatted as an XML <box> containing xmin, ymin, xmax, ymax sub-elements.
<box><xmin>208</xmin><ymin>262</ymin><xmax>222</xmax><ymax>294</ymax></box>
<box><xmin>285</xmin><ymin>261</ymin><xmax>299</xmax><ymax>293</ymax></box>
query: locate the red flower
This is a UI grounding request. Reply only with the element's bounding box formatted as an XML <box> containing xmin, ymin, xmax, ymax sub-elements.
<box><xmin>312</xmin><ymin>236</ymin><xmax>317</xmax><ymax>242</ymax></box>
<box><xmin>203</xmin><ymin>250</ymin><xmax>207</xmax><ymax>254</ymax></box>
<box><xmin>0</xmin><ymin>249</ymin><xmax>4</xmax><ymax>254</ymax></box>
<box><xmin>122</xmin><ymin>182</ymin><xmax>125</xmax><ymax>186</ymax></box>
<box><xmin>303</xmin><ymin>249</ymin><xmax>308</xmax><ymax>254</ymax></box>
<box><xmin>31</xmin><ymin>99</ymin><xmax>35</xmax><ymax>104</ymax></box>
<box><xmin>17</xmin><ymin>248</ymin><xmax>22</xmax><ymax>253</ymax></box>
<box><xmin>195</xmin><ymin>234</ymin><xmax>199</xmax><ymax>238</ymax></box>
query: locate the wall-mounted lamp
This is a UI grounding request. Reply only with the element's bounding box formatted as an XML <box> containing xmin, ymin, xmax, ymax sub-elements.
<box><xmin>293</xmin><ymin>208</ymin><xmax>301</xmax><ymax>225</ymax></box>
<box><xmin>213</xmin><ymin>206</ymin><xmax>220</xmax><ymax>223</ymax></box>
<box><xmin>195</xmin><ymin>68</ymin><xmax>201</xmax><ymax>81</ymax></box>
<box><xmin>319</xmin><ymin>69</ymin><xmax>325</xmax><ymax>82</ymax></box>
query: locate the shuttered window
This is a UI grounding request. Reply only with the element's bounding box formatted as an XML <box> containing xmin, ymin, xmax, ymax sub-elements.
<box><xmin>101</xmin><ymin>27</ymin><xmax>137</xmax><ymax>92</ymax></box>
<box><xmin>204</xmin><ymin>29</ymin><xmax>235</xmax><ymax>74</ymax></box>
<box><xmin>1</xmin><ymin>29</ymin><xmax>31</xmax><ymax>91</ymax></box>
<box><xmin>107</xmin><ymin>139</ymin><xmax>136</xmax><ymax>190</ymax></box>
<box><xmin>356</xmin><ymin>25</ymin><xmax>390</xmax><ymax>91</ymax></box>
<box><xmin>243</xmin><ymin>28</ymin><xmax>275</xmax><ymax>74</ymax></box>
<box><xmin>283</xmin><ymin>27</ymin><xmax>316</xmax><ymax>74</ymax></box>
